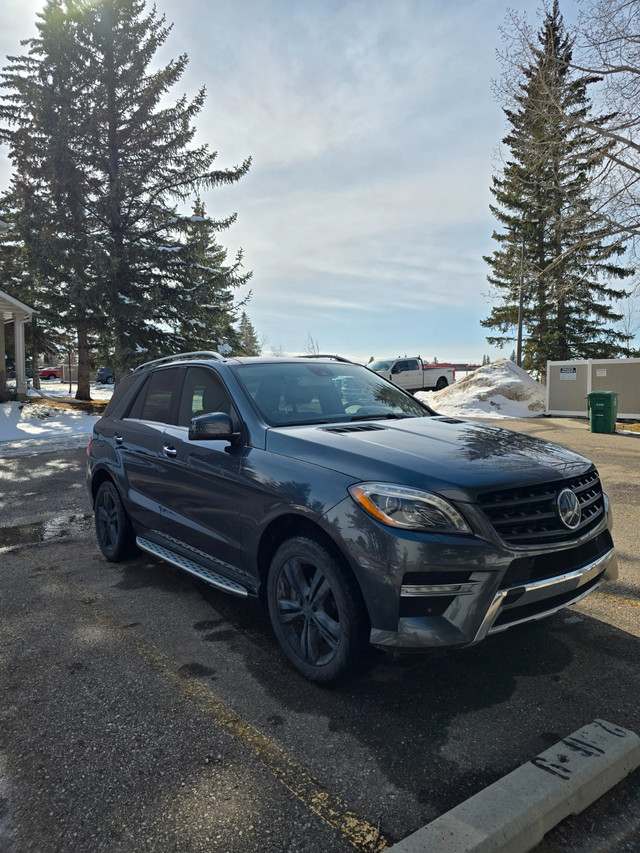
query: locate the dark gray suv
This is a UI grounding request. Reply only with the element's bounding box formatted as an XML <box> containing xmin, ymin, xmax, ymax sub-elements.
<box><xmin>87</xmin><ymin>352</ymin><xmax>617</xmax><ymax>681</ymax></box>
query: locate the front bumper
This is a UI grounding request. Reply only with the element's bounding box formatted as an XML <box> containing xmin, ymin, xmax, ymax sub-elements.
<box><xmin>369</xmin><ymin>545</ymin><xmax>617</xmax><ymax>649</ymax></box>
<box><xmin>323</xmin><ymin>494</ymin><xmax>617</xmax><ymax>651</ymax></box>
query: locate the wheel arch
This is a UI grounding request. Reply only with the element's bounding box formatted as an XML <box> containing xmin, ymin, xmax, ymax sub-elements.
<box><xmin>255</xmin><ymin>514</ymin><xmax>369</xmax><ymax>622</ymax></box>
<box><xmin>89</xmin><ymin>466</ymin><xmax>119</xmax><ymax>507</ymax></box>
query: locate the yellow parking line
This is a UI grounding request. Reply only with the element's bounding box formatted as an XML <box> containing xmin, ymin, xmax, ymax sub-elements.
<box><xmin>57</xmin><ymin>577</ymin><xmax>389</xmax><ymax>852</ymax></box>
<box><xmin>597</xmin><ymin>592</ymin><xmax>640</xmax><ymax>610</ymax></box>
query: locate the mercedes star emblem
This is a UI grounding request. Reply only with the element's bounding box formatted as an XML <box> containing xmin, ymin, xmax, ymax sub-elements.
<box><xmin>557</xmin><ymin>488</ymin><xmax>581</xmax><ymax>530</ymax></box>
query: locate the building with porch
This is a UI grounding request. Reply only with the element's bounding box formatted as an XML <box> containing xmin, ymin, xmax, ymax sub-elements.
<box><xmin>1</xmin><ymin>289</ymin><xmax>36</xmax><ymax>401</ymax></box>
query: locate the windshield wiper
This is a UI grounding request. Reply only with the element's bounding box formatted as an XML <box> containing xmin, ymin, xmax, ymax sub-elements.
<box><xmin>349</xmin><ymin>412</ymin><xmax>417</xmax><ymax>422</ymax></box>
<box><xmin>276</xmin><ymin>419</ymin><xmax>330</xmax><ymax>426</ymax></box>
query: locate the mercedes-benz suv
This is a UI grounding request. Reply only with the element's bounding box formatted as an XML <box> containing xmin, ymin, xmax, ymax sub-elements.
<box><xmin>87</xmin><ymin>352</ymin><xmax>617</xmax><ymax>681</ymax></box>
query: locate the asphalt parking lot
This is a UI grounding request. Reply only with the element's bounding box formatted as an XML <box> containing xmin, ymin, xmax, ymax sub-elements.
<box><xmin>1</xmin><ymin>417</ymin><xmax>639</xmax><ymax>852</ymax></box>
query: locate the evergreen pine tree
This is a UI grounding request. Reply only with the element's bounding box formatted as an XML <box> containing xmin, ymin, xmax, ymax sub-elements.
<box><xmin>238</xmin><ymin>311</ymin><xmax>262</xmax><ymax>356</ymax></box>
<box><xmin>483</xmin><ymin>0</ymin><xmax>632</xmax><ymax>375</ymax></box>
<box><xmin>170</xmin><ymin>197</ymin><xmax>252</xmax><ymax>355</ymax></box>
<box><xmin>1</xmin><ymin>0</ymin><xmax>250</xmax><ymax>393</ymax></box>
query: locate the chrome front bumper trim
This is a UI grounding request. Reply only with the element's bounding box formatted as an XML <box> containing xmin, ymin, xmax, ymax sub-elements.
<box><xmin>473</xmin><ymin>547</ymin><xmax>618</xmax><ymax>643</ymax></box>
<box><xmin>401</xmin><ymin>582</ymin><xmax>479</xmax><ymax>597</ymax></box>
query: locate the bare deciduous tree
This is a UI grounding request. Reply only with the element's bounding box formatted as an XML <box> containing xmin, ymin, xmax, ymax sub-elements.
<box><xmin>305</xmin><ymin>332</ymin><xmax>321</xmax><ymax>356</ymax></box>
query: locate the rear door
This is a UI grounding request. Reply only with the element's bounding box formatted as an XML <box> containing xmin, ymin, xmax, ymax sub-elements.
<box><xmin>160</xmin><ymin>366</ymin><xmax>248</xmax><ymax>579</ymax></box>
<box><xmin>117</xmin><ymin>367</ymin><xmax>180</xmax><ymax>534</ymax></box>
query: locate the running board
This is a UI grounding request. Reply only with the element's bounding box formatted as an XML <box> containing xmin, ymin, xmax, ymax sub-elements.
<box><xmin>136</xmin><ymin>536</ymin><xmax>249</xmax><ymax>598</ymax></box>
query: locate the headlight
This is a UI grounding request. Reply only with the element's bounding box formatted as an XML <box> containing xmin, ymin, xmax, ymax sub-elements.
<box><xmin>348</xmin><ymin>482</ymin><xmax>471</xmax><ymax>534</ymax></box>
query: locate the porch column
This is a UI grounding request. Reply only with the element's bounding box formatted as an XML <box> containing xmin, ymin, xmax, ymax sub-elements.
<box><xmin>0</xmin><ymin>317</ymin><xmax>5</xmax><ymax>390</ymax></box>
<box><xmin>13</xmin><ymin>312</ymin><xmax>28</xmax><ymax>401</ymax></box>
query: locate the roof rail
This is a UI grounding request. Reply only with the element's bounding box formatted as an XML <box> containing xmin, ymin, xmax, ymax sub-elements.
<box><xmin>300</xmin><ymin>354</ymin><xmax>356</xmax><ymax>364</ymax></box>
<box><xmin>134</xmin><ymin>351</ymin><xmax>227</xmax><ymax>372</ymax></box>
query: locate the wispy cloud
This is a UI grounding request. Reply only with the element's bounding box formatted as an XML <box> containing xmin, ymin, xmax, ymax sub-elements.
<box><xmin>1</xmin><ymin>0</ymin><xmax>542</xmax><ymax>362</ymax></box>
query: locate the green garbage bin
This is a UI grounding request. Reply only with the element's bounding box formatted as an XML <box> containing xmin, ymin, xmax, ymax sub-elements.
<box><xmin>587</xmin><ymin>391</ymin><xmax>619</xmax><ymax>434</ymax></box>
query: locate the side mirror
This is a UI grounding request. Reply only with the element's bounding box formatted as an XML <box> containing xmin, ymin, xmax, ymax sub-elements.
<box><xmin>189</xmin><ymin>412</ymin><xmax>235</xmax><ymax>441</ymax></box>
<box><xmin>391</xmin><ymin>365</ymin><xmax>400</xmax><ymax>374</ymax></box>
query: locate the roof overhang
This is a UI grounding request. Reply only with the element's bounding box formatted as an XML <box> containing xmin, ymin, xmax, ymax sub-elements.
<box><xmin>1</xmin><ymin>289</ymin><xmax>36</xmax><ymax>324</ymax></box>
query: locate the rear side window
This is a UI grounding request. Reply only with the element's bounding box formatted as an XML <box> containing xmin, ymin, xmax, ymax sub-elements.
<box><xmin>127</xmin><ymin>368</ymin><xmax>180</xmax><ymax>423</ymax></box>
<box><xmin>102</xmin><ymin>372</ymin><xmax>141</xmax><ymax>417</ymax></box>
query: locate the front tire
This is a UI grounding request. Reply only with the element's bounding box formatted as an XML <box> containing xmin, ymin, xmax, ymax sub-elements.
<box><xmin>267</xmin><ymin>536</ymin><xmax>368</xmax><ymax>682</ymax></box>
<box><xmin>94</xmin><ymin>481</ymin><xmax>137</xmax><ymax>562</ymax></box>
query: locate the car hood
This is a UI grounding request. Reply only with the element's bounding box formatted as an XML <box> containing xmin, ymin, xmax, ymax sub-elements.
<box><xmin>264</xmin><ymin>416</ymin><xmax>593</xmax><ymax>502</ymax></box>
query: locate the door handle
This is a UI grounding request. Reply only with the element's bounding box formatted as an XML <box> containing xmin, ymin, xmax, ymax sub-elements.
<box><xmin>163</xmin><ymin>444</ymin><xmax>177</xmax><ymax>458</ymax></box>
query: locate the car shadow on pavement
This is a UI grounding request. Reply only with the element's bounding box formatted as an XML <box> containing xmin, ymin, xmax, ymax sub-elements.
<box><xmin>196</xmin><ymin>578</ymin><xmax>640</xmax><ymax>836</ymax></box>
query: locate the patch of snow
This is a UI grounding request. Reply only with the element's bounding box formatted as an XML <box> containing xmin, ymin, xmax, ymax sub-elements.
<box><xmin>0</xmin><ymin>400</ymin><xmax>100</xmax><ymax>457</ymax></box>
<box><xmin>0</xmin><ymin>382</ymin><xmax>114</xmax><ymax>457</ymax></box>
<box><xmin>29</xmin><ymin>382</ymin><xmax>114</xmax><ymax>401</ymax></box>
<box><xmin>416</xmin><ymin>359</ymin><xmax>546</xmax><ymax>419</ymax></box>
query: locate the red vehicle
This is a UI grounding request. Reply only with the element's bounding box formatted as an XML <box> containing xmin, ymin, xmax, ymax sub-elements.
<box><xmin>38</xmin><ymin>365</ymin><xmax>63</xmax><ymax>380</ymax></box>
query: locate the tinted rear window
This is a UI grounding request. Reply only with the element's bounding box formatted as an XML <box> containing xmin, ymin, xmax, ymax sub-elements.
<box><xmin>102</xmin><ymin>372</ymin><xmax>141</xmax><ymax>417</ymax></box>
<box><xmin>127</xmin><ymin>368</ymin><xmax>180</xmax><ymax>423</ymax></box>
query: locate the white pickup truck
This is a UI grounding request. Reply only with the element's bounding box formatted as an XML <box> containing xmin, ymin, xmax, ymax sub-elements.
<box><xmin>368</xmin><ymin>357</ymin><xmax>455</xmax><ymax>392</ymax></box>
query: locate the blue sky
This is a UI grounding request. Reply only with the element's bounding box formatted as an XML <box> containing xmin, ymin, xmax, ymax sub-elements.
<box><xmin>0</xmin><ymin>0</ymin><xmax>578</xmax><ymax>364</ymax></box>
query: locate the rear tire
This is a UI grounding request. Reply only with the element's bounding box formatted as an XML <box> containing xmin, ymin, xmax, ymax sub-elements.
<box><xmin>267</xmin><ymin>536</ymin><xmax>368</xmax><ymax>682</ymax></box>
<box><xmin>435</xmin><ymin>377</ymin><xmax>448</xmax><ymax>390</ymax></box>
<box><xmin>94</xmin><ymin>481</ymin><xmax>137</xmax><ymax>562</ymax></box>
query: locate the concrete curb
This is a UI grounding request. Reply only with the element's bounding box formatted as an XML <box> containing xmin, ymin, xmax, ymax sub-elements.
<box><xmin>386</xmin><ymin>720</ymin><xmax>640</xmax><ymax>853</ymax></box>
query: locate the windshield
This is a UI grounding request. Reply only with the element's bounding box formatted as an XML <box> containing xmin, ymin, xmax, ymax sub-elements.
<box><xmin>235</xmin><ymin>361</ymin><xmax>433</xmax><ymax>426</ymax></box>
<box><xmin>367</xmin><ymin>360</ymin><xmax>392</xmax><ymax>371</ymax></box>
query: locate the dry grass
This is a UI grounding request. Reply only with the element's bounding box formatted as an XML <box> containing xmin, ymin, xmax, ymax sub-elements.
<box><xmin>618</xmin><ymin>422</ymin><xmax>640</xmax><ymax>432</ymax></box>
<box><xmin>31</xmin><ymin>397</ymin><xmax>109</xmax><ymax>416</ymax></box>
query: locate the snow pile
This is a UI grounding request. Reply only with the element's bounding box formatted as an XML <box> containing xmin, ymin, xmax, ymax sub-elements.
<box><xmin>416</xmin><ymin>359</ymin><xmax>546</xmax><ymax>419</ymax></box>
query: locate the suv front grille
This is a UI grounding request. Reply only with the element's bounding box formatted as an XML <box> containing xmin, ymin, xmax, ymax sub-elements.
<box><xmin>478</xmin><ymin>469</ymin><xmax>605</xmax><ymax>545</ymax></box>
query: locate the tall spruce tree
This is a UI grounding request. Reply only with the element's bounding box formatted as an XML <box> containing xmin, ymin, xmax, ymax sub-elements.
<box><xmin>238</xmin><ymin>311</ymin><xmax>261</xmax><ymax>356</ymax></box>
<box><xmin>483</xmin><ymin>0</ymin><xmax>632</xmax><ymax>376</ymax></box>
<box><xmin>1</xmin><ymin>0</ymin><xmax>250</xmax><ymax>395</ymax></box>
<box><xmin>171</xmin><ymin>198</ymin><xmax>252</xmax><ymax>355</ymax></box>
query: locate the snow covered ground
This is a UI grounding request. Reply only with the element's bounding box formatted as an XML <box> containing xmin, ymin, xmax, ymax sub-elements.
<box><xmin>0</xmin><ymin>361</ymin><xmax>546</xmax><ymax>458</ymax></box>
<box><xmin>0</xmin><ymin>381</ymin><xmax>113</xmax><ymax>457</ymax></box>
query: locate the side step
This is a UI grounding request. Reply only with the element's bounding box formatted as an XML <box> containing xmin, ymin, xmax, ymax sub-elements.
<box><xmin>136</xmin><ymin>536</ymin><xmax>249</xmax><ymax>598</ymax></box>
